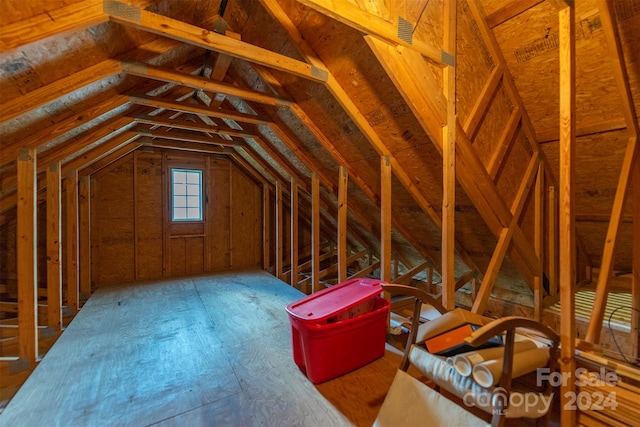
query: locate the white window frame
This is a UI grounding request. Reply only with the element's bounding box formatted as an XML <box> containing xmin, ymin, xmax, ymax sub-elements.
<box><xmin>171</xmin><ymin>168</ymin><xmax>203</xmax><ymax>222</ymax></box>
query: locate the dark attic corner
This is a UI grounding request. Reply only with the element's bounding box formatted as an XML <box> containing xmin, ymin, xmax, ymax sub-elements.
<box><xmin>0</xmin><ymin>0</ymin><xmax>638</xmax><ymax>425</ymax></box>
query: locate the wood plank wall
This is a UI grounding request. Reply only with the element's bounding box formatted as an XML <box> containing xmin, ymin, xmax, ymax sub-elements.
<box><xmin>90</xmin><ymin>148</ymin><xmax>263</xmax><ymax>286</ymax></box>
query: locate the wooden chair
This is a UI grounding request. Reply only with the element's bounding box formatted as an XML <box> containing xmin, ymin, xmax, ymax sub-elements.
<box><xmin>375</xmin><ymin>284</ymin><xmax>560</xmax><ymax>427</ymax></box>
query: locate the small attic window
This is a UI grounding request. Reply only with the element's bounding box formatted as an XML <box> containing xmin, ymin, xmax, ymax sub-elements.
<box><xmin>171</xmin><ymin>169</ymin><xmax>203</xmax><ymax>221</ymax></box>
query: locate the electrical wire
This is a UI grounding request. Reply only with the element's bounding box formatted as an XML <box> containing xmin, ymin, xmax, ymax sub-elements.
<box><xmin>607</xmin><ymin>305</ymin><xmax>640</xmax><ymax>366</ymax></box>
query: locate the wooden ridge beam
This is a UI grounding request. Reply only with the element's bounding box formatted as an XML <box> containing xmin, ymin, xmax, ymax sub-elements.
<box><xmin>105</xmin><ymin>0</ymin><xmax>329</xmax><ymax>83</ymax></box>
<box><xmin>130</xmin><ymin>94</ymin><xmax>271</xmax><ymax>126</ymax></box>
<box><xmin>121</xmin><ymin>61</ymin><xmax>292</xmax><ymax>108</ymax></box>
<box><xmin>294</xmin><ymin>0</ymin><xmax>446</xmax><ymax>65</ymax></box>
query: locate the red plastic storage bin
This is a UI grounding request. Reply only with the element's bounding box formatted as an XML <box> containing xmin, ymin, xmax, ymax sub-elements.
<box><xmin>286</xmin><ymin>278</ymin><xmax>390</xmax><ymax>384</ymax></box>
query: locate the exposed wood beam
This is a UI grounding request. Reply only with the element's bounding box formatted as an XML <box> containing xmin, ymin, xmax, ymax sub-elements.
<box><xmin>17</xmin><ymin>148</ymin><xmax>38</xmax><ymax>363</ymax></box>
<box><xmin>105</xmin><ymin>0</ymin><xmax>329</xmax><ymax>83</ymax></box>
<box><xmin>130</xmin><ymin>94</ymin><xmax>271</xmax><ymax>126</ymax></box>
<box><xmin>393</xmin><ymin>261</ymin><xmax>430</xmax><ymax>285</ymax></box>
<box><xmin>557</xmin><ymin>5</ymin><xmax>576</xmax><ymax>425</ymax></box>
<box><xmin>132</xmin><ymin>113</ymin><xmax>259</xmax><ymax>138</ymax></box>
<box><xmin>311</xmin><ymin>172</ymin><xmax>322</xmax><ymax>292</ymax></box>
<box><xmin>463</xmin><ymin>66</ymin><xmax>503</xmax><ymax>139</ymax></box>
<box><xmin>534</xmin><ymin>162</ymin><xmax>545</xmax><ymax>321</ymax></box>
<box><xmin>338</xmin><ymin>166</ymin><xmax>348</xmax><ymax>283</ymax></box>
<box><xmin>82</xmin><ymin>143</ymin><xmax>142</xmax><ymax>177</ymax></box>
<box><xmin>488</xmin><ymin>107</ymin><xmax>521</xmax><ymax>179</ymax></box>
<box><xmin>0</xmin><ymin>0</ymin><xmax>107</xmax><ymax>52</ymax></box>
<box><xmin>225</xmin><ymin>150</ymin><xmax>271</xmax><ymax>186</ymax></box>
<box><xmin>65</xmin><ymin>170</ymin><xmax>79</xmax><ymax>314</ymax></box>
<box><xmin>253</xmin><ymin>5</ymin><xmax>444</xmax><ymax>268</ymax></box>
<box><xmin>134</xmin><ymin>125</ymin><xmax>243</xmax><ymax>147</ymax></box>
<box><xmin>46</xmin><ymin>162</ymin><xmax>62</xmax><ymax>331</ymax></box>
<box><xmin>536</xmin><ymin>117</ymin><xmax>627</xmax><ymax>143</ymax></box>
<box><xmin>380</xmin><ymin>155</ymin><xmax>392</xmax><ymax>282</ymax></box>
<box><xmin>78</xmin><ymin>175</ymin><xmax>91</xmax><ymax>301</ymax></box>
<box><xmin>0</xmin><ymin>95</ymin><xmax>129</xmax><ymax>167</ymax></box>
<box><xmin>294</xmin><ymin>0</ymin><xmax>446</xmax><ymax>65</ymax></box>
<box><xmin>290</xmin><ymin>178</ymin><xmax>299</xmax><ymax>288</ymax></box>
<box><xmin>275</xmin><ymin>181</ymin><xmax>283</xmax><ymax>279</ymax></box>
<box><xmin>62</xmin><ymin>132</ymin><xmax>141</xmax><ymax>175</ymax></box>
<box><xmin>485</xmin><ymin>0</ymin><xmax>544</xmax><ymax>28</ymax></box>
<box><xmin>472</xmin><ymin>155</ymin><xmax>541</xmax><ymax>313</ymax></box>
<box><xmin>0</xmin><ymin>36</ymin><xmax>183</xmax><ymax>125</ymax></box>
<box><xmin>633</xmin><ymin>151</ymin><xmax>640</xmax><ymax>360</ymax></box>
<box><xmin>442</xmin><ymin>0</ymin><xmax>457</xmax><ymax>311</ymax></box>
<box><xmin>262</xmin><ymin>184</ymin><xmax>271</xmax><ymax>271</ymax></box>
<box><xmin>349</xmin><ymin>262</ymin><xmax>381</xmax><ymax>280</ymax></box>
<box><xmin>586</xmin><ymin>0</ymin><xmax>640</xmax><ymax>344</ymax></box>
<box><xmin>121</xmin><ymin>61</ymin><xmax>292</xmax><ymax>108</ymax></box>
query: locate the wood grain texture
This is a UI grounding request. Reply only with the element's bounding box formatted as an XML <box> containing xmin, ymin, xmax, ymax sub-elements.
<box><xmin>0</xmin><ymin>270</ymin><xmax>404</xmax><ymax>425</ymax></box>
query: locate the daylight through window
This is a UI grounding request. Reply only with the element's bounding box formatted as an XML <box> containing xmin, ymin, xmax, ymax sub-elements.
<box><xmin>171</xmin><ymin>169</ymin><xmax>202</xmax><ymax>221</ymax></box>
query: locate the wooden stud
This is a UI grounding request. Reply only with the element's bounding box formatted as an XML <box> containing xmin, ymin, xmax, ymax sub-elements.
<box><xmin>204</xmin><ymin>156</ymin><xmax>212</xmax><ymax>272</ymax></box>
<box><xmin>46</xmin><ymin>162</ymin><xmax>62</xmax><ymax>331</ymax></box>
<box><xmin>633</xmin><ymin>152</ymin><xmax>640</xmax><ymax>360</ymax></box>
<box><xmin>275</xmin><ymin>181</ymin><xmax>283</xmax><ymax>280</ymax></box>
<box><xmin>547</xmin><ymin>184</ymin><xmax>558</xmax><ymax>297</ymax></box>
<box><xmin>558</xmin><ymin>5</ymin><xmax>576</xmax><ymax>425</ymax></box>
<box><xmin>488</xmin><ymin>108</ymin><xmax>521</xmax><ymax>179</ymax></box>
<box><xmin>290</xmin><ymin>179</ymin><xmax>299</xmax><ymax>288</ymax></box>
<box><xmin>262</xmin><ymin>183</ymin><xmax>271</xmax><ymax>272</ymax></box>
<box><xmin>338</xmin><ymin>166</ymin><xmax>348</xmax><ymax>283</ymax></box>
<box><xmin>463</xmin><ymin>66</ymin><xmax>502</xmax><ymax>139</ymax></box>
<box><xmin>78</xmin><ymin>175</ymin><xmax>91</xmax><ymax>302</ymax></box>
<box><xmin>380</xmin><ymin>155</ymin><xmax>392</xmax><ymax>283</ymax></box>
<box><xmin>65</xmin><ymin>170</ymin><xmax>79</xmax><ymax>314</ymax></box>
<box><xmin>442</xmin><ymin>0</ymin><xmax>457</xmax><ymax>311</ymax></box>
<box><xmin>534</xmin><ymin>162</ymin><xmax>544</xmax><ymax>321</ymax></box>
<box><xmin>17</xmin><ymin>148</ymin><xmax>38</xmax><ymax>362</ymax></box>
<box><xmin>311</xmin><ymin>171</ymin><xmax>321</xmax><ymax>293</ymax></box>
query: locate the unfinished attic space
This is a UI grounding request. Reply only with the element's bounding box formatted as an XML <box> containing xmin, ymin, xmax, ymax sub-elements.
<box><xmin>0</xmin><ymin>0</ymin><xmax>639</xmax><ymax>425</ymax></box>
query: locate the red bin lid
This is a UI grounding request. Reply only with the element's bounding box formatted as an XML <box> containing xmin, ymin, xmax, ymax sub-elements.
<box><xmin>286</xmin><ymin>278</ymin><xmax>386</xmax><ymax>322</ymax></box>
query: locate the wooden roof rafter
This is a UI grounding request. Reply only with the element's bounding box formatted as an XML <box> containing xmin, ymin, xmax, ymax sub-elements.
<box><xmin>585</xmin><ymin>0</ymin><xmax>639</xmax><ymax>344</ymax></box>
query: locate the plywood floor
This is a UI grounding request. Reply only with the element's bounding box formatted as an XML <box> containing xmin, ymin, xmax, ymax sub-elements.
<box><xmin>0</xmin><ymin>270</ymin><xmax>403</xmax><ymax>426</ymax></box>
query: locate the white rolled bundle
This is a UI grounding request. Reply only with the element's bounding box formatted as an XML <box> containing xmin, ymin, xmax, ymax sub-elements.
<box><xmin>472</xmin><ymin>347</ymin><xmax>550</xmax><ymax>388</ymax></box>
<box><xmin>452</xmin><ymin>339</ymin><xmax>537</xmax><ymax>377</ymax></box>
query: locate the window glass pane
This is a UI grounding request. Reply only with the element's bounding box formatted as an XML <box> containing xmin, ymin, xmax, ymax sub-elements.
<box><xmin>187</xmin><ymin>196</ymin><xmax>200</xmax><ymax>208</ymax></box>
<box><xmin>173</xmin><ymin>183</ymin><xmax>186</xmax><ymax>196</ymax></box>
<box><xmin>186</xmin><ymin>173</ymin><xmax>200</xmax><ymax>184</ymax></box>
<box><xmin>187</xmin><ymin>208</ymin><xmax>200</xmax><ymax>219</ymax></box>
<box><xmin>186</xmin><ymin>185</ymin><xmax>199</xmax><ymax>195</ymax></box>
<box><xmin>173</xmin><ymin>171</ymin><xmax>186</xmax><ymax>184</ymax></box>
<box><xmin>174</xmin><ymin>207</ymin><xmax>187</xmax><ymax>219</ymax></box>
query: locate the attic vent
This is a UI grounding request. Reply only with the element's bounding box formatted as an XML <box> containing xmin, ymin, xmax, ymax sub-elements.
<box><xmin>103</xmin><ymin>0</ymin><xmax>141</xmax><ymax>22</ymax></box>
<box><xmin>397</xmin><ymin>17</ymin><xmax>413</xmax><ymax>44</ymax></box>
<box><xmin>441</xmin><ymin>50</ymin><xmax>455</xmax><ymax>67</ymax></box>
